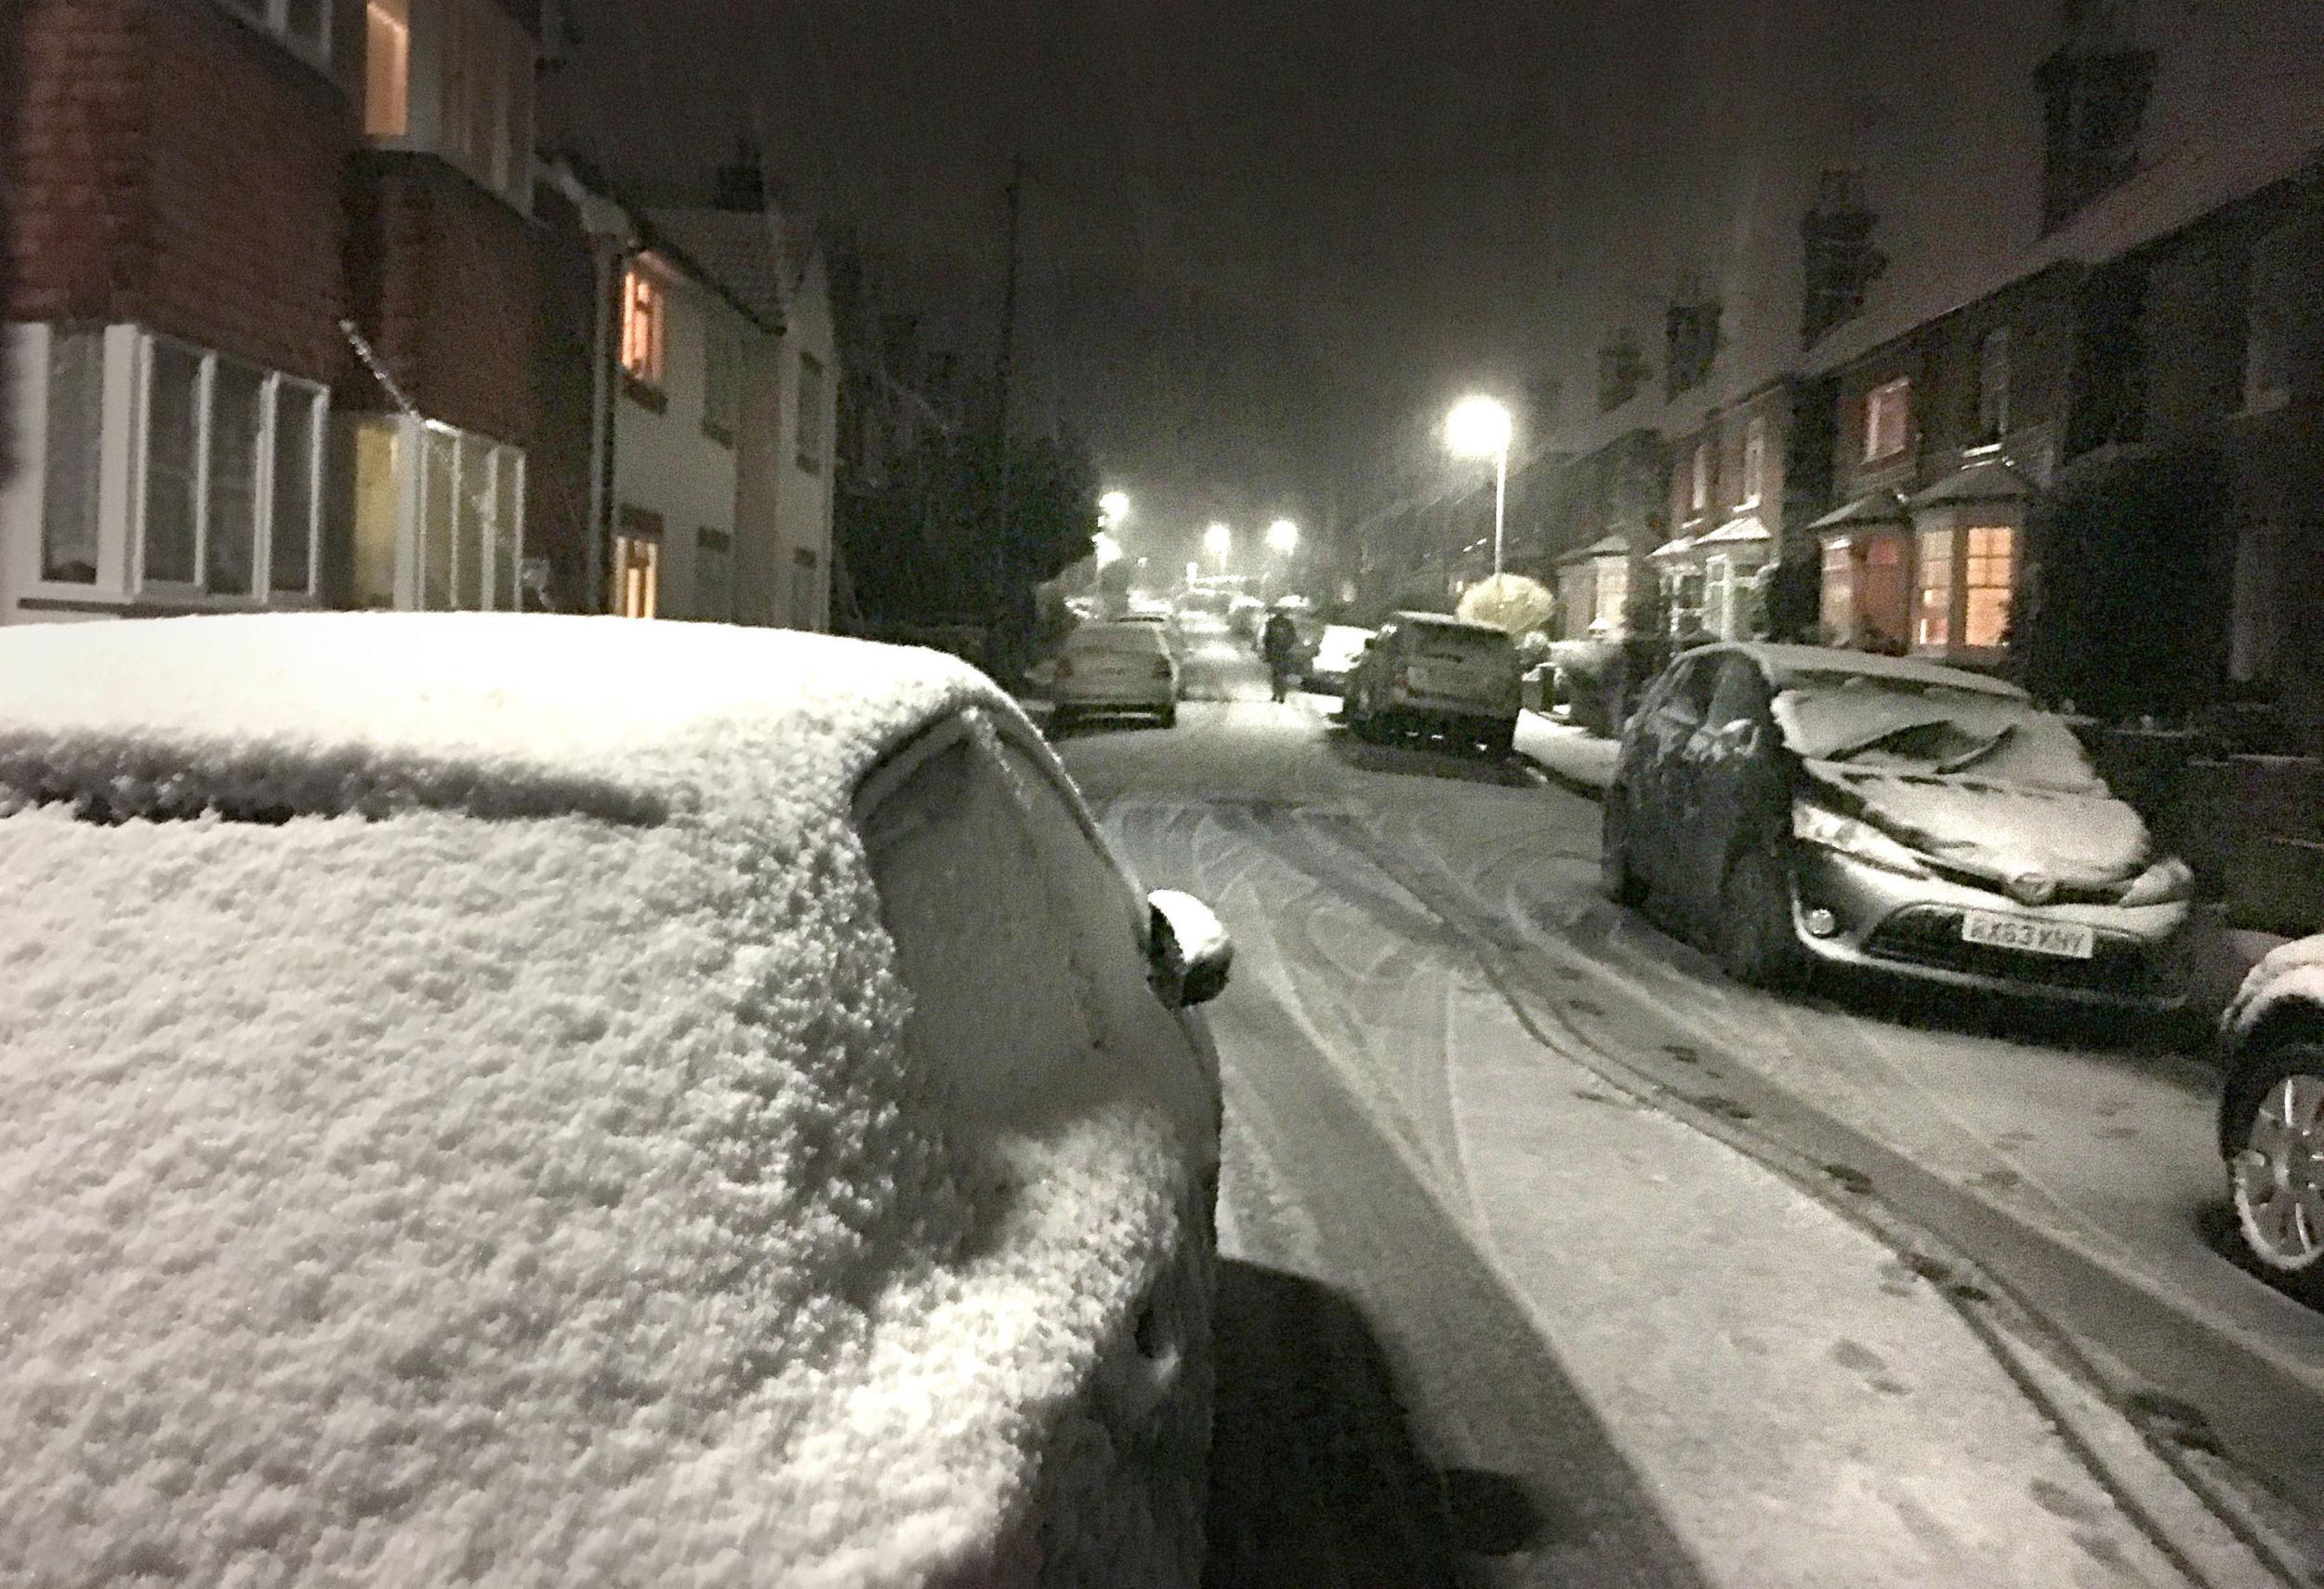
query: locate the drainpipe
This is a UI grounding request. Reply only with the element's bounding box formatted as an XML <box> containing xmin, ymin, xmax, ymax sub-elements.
<box><xmin>585</xmin><ymin>234</ymin><xmax>620</xmax><ymax>614</ymax></box>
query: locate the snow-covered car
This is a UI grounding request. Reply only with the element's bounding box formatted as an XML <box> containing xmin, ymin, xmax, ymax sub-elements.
<box><xmin>1603</xmin><ymin>643</ymin><xmax>2194</xmax><ymax>1006</ymax></box>
<box><xmin>1344</xmin><ymin>613</ymin><xmax>1522</xmax><ymax>755</ymax></box>
<box><xmin>2218</xmin><ymin>935</ymin><xmax>2324</xmax><ymax>1301</ymax></box>
<box><xmin>0</xmin><ymin>614</ymin><xmax>1228</xmax><ymax>1587</ymax></box>
<box><xmin>1225</xmin><ymin>595</ymin><xmax>1266</xmax><ymax>641</ymax></box>
<box><xmin>1303</xmin><ymin>624</ymin><xmax>1375</xmax><ymax>695</ymax></box>
<box><xmin>1053</xmin><ymin>621</ymin><xmax>1181</xmax><ymax>729</ymax></box>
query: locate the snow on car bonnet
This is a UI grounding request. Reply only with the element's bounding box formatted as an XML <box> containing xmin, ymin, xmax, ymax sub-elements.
<box><xmin>2225</xmin><ymin>934</ymin><xmax>2324</xmax><ymax>1044</ymax></box>
<box><xmin>0</xmin><ymin>614</ymin><xmax>1201</xmax><ymax>1586</ymax></box>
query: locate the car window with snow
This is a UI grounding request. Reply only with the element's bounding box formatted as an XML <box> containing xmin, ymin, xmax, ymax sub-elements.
<box><xmin>1406</xmin><ymin>621</ymin><xmax>1512</xmax><ymax>660</ymax></box>
<box><xmin>1772</xmin><ymin>673</ymin><xmax>2105</xmax><ymax>792</ymax></box>
<box><xmin>1068</xmin><ymin>624</ymin><xmax>1169</xmax><ymax>655</ymax></box>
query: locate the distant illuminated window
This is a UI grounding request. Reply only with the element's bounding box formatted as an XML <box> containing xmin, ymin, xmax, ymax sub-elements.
<box><xmin>621</xmin><ymin>268</ymin><xmax>665</xmax><ymax>387</ymax></box>
<box><xmin>613</xmin><ymin>510</ymin><xmax>663</xmax><ymax>618</ymax></box>
<box><xmin>1820</xmin><ymin>538</ymin><xmax>1854</xmax><ymax>641</ymax></box>
<box><xmin>1962</xmin><ymin>525</ymin><xmax>2015</xmax><ymax>649</ymax></box>
<box><xmin>1689</xmin><ymin>441</ymin><xmax>1710</xmax><ymax>514</ymax></box>
<box><xmin>1914</xmin><ymin>528</ymin><xmax>1953</xmax><ymax>648</ymax></box>
<box><xmin>1865</xmin><ymin>377</ymin><xmax>1910</xmax><ymax>462</ymax></box>
<box><xmin>364</xmin><ymin>0</ymin><xmax>410</xmax><ymax>138</ymax></box>
<box><xmin>1741</xmin><ymin>416</ymin><xmax>1766</xmax><ymax>508</ymax></box>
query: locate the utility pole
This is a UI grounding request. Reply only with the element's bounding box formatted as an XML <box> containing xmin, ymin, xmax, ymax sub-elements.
<box><xmin>990</xmin><ymin>152</ymin><xmax>1025</xmax><ymax>679</ymax></box>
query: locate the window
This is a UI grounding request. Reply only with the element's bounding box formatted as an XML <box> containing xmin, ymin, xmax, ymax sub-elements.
<box><xmin>703</xmin><ymin>326</ymin><xmax>740</xmax><ymax>444</ymax></box>
<box><xmin>439</xmin><ymin>0</ymin><xmax>529</xmax><ymax>199</ymax></box>
<box><xmin>1914</xmin><ymin>527</ymin><xmax>1954</xmax><ymax>648</ymax></box>
<box><xmin>695</xmin><ymin>528</ymin><xmax>733</xmax><ymax>621</ymax></box>
<box><xmin>1865</xmin><ymin>377</ymin><xmax>1910</xmax><ymax>462</ymax></box>
<box><xmin>1592</xmin><ymin>558</ymin><xmax>1629</xmax><ymax>632</ymax></box>
<box><xmin>133</xmin><ymin>336</ymin><xmax>326</xmax><ymax>598</ymax></box>
<box><xmin>1975</xmin><ymin>329</ymin><xmax>2010</xmax><ymax>439</ymax></box>
<box><xmin>612</xmin><ymin>511</ymin><xmax>662</xmax><ymax>619</ymax></box>
<box><xmin>40</xmin><ymin>327</ymin><xmax>105</xmax><ymax>583</ymax></box>
<box><xmin>795</xmin><ymin>351</ymin><xmax>826</xmax><ymax>471</ymax></box>
<box><xmin>621</xmin><ymin>267</ymin><xmax>666</xmax><ymax>388</ymax></box>
<box><xmin>1741</xmin><ymin>417</ymin><xmax>1766</xmax><ymax>508</ymax></box>
<box><xmin>2244</xmin><ymin>225</ymin><xmax>2297</xmax><ymax>416</ymax></box>
<box><xmin>1704</xmin><ymin>556</ymin><xmax>1734</xmax><ymax>639</ymax></box>
<box><xmin>364</xmin><ymin>0</ymin><xmax>411</xmax><ymax>137</ymax></box>
<box><xmin>791</xmin><ymin>545</ymin><xmax>820</xmax><ymax>629</ymax></box>
<box><xmin>218</xmin><ymin>0</ymin><xmax>330</xmax><ymax>62</ymax></box>
<box><xmin>1689</xmin><ymin>441</ymin><xmax>1710</xmax><ymax>515</ymax></box>
<box><xmin>344</xmin><ymin>413</ymin><xmax>523</xmax><ymax>612</ymax></box>
<box><xmin>1961</xmin><ymin>525</ymin><xmax>2015</xmax><ymax>649</ymax></box>
<box><xmin>1820</xmin><ymin>538</ymin><xmax>1855</xmax><ymax>641</ymax></box>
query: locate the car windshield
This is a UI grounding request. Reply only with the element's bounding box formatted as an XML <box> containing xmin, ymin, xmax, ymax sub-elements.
<box><xmin>1772</xmin><ymin>674</ymin><xmax>2102</xmax><ymax>792</ymax></box>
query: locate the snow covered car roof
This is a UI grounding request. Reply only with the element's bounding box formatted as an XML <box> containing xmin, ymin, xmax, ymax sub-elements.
<box><xmin>1713</xmin><ymin>642</ymin><xmax>2029</xmax><ymax>698</ymax></box>
<box><xmin>0</xmin><ymin>614</ymin><xmax>1206</xmax><ymax>1586</ymax></box>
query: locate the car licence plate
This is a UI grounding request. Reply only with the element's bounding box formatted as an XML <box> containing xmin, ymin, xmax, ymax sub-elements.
<box><xmin>1960</xmin><ymin>910</ymin><xmax>2095</xmax><ymax>960</ymax></box>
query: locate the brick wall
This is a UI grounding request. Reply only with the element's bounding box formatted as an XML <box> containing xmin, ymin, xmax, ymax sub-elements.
<box><xmin>7</xmin><ymin>0</ymin><xmax>353</xmax><ymax>384</ymax></box>
<box><xmin>345</xmin><ymin>152</ymin><xmax>543</xmax><ymax>447</ymax></box>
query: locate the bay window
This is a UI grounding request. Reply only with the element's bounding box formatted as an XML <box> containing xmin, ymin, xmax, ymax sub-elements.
<box><xmin>1914</xmin><ymin>528</ymin><xmax>1953</xmax><ymax>647</ymax></box>
<box><xmin>363</xmin><ymin>0</ymin><xmax>535</xmax><ymax>208</ymax></box>
<box><xmin>25</xmin><ymin>324</ymin><xmax>324</xmax><ymax>605</ymax></box>
<box><xmin>1820</xmin><ymin>538</ymin><xmax>1855</xmax><ymax>641</ymax></box>
<box><xmin>343</xmin><ymin>413</ymin><xmax>525</xmax><ymax>612</ymax></box>
<box><xmin>1908</xmin><ymin>521</ymin><xmax>2017</xmax><ymax>655</ymax></box>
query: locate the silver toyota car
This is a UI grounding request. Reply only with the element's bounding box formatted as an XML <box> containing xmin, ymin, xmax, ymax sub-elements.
<box><xmin>1603</xmin><ymin>643</ymin><xmax>2194</xmax><ymax>1008</ymax></box>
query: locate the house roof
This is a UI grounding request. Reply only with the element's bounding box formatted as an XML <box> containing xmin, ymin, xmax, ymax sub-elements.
<box><xmin>1806</xmin><ymin>489</ymin><xmax>1910</xmax><ymax>534</ymax></box>
<box><xmin>1556</xmin><ymin>535</ymin><xmax>1631</xmax><ymax>565</ymax></box>
<box><xmin>1697</xmin><ymin>514</ymin><xmax>1773</xmax><ymax>546</ymax></box>
<box><xmin>1648</xmin><ymin>535</ymin><xmax>1697</xmax><ymax>561</ymax></box>
<box><xmin>642</xmin><ymin>207</ymin><xmax>794</xmax><ymax>331</ymax></box>
<box><xmin>1908</xmin><ymin>452</ymin><xmax>2040</xmax><ymax>509</ymax></box>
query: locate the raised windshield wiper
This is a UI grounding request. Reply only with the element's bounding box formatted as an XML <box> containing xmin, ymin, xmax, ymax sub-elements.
<box><xmin>1822</xmin><ymin>716</ymin><xmax>1954</xmax><ymax>762</ymax></box>
<box><xmin>1935</xmin><ymin>721</ymin><xmax>2016</xmax><ymax>775</ymax></box>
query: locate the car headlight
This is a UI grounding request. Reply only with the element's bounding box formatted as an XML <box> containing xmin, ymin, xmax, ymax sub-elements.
<box><xmin>2117</xmin><ymin>855</ymin><xmax>2193</xmax><ymax>907</ymax></box>
<box><xmin>1791</xmin><ymin>801</ymin><xmax>1931</xmax><ymax>877</ymax></box>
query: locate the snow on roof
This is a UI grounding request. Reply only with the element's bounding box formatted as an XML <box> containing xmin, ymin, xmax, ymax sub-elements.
<box><xmin>645</xmin><ymin>207</ymin><xmax>794</xmax><ymax>329</ymax></box>
<box><xmin>1806</xmin><ymin>489</ymin><xmax>1910</xmax><ymax>533</ymax></box>
<box><xmin>1908</xmin><ymin>453</ymin><xmax>2040</xmax><ymax>509</ymax></box>
<box><xmin>1556</xmin><ymin>534</ymin><xmax>1631</xmax><ymax>564</ymax></box>
<box><xmin>0</xmin><ymin>614</ymin><xmax>1195</xmax><ymax>1583</ymax></box>
<box><xmin>1696</xmin><ymin>514</ymin><xmax>1772</xmax><ymax>546</ymax></box>
<box><xmin>1714</xmin><ymin>642</ymin><xmax>2030</xmax><ymax>697</ymax></box>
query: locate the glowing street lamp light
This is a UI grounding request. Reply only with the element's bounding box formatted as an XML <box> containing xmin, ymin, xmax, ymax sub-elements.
<box><xmin>1098</xmin><ymin>490</ymin><xmax>1130</xmax><ymax>527</ymax></box>
<box><xmin>1446</xmin><ymin>395</ymin><xmax>1514</xmax><ymax>576</ymax></box>
<box><xmin>1266</xmin><ymin>519</ymin><xmax>1300</xmax><ymax>557</ymax></box>
<box><xmin>1093</xmin><ymin>530</ymin><xmax>1123</xmax><ymax>568</ymax></box>
<box><xmin>1203</xmin><ymin>523</ymin><xmax>1233</xmax><ymax>571</ymax></box>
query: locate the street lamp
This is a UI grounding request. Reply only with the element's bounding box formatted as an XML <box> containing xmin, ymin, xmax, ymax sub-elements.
<box><xmin>1093</xmin><ymin>530</ymin><xmax>1122</xmax><ymax>569</ymax></box>
<box><xmin>1446</xmin><ymin>395</ymin><xmax>1513</xmax><ymax>576</ymax></box>
<box><xmin>1203</xmin><ymin>523</ymin><xmax>1233</xmax><ymax>572</ymax></box>
<box><xmin>1266</xmin><ymin>519</ymin><xmax>1299</xmax><ymax>557</ymax></box>
<box><xmin>1099</xmin><ymin>490</ymin><xmax>1130</xmax><ymax>527</ymax></box>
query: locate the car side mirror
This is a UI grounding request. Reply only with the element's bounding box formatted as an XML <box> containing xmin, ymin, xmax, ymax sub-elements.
<box><xmin>1148</xmin><ymin>889</ymin><xmax>1233</xmax><ymax>1009</ymax></box>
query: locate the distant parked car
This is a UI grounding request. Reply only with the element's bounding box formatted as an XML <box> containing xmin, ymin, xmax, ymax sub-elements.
<box><xmin>1344</xmin><ymin>613</ymin><xmax>1522</xmax><ymax>755</ymax></box>
<box><xmin>1602</xmin><ymin>643</ymin><xmax>2194</xmax><ymax>1005</ymax></box>
<box><xmin>1054</xmin><ymin>619</ymin><xmax>1182</xmax><ymax>728</ymax></box>
<box><xmin>2218</xmin><ymin>936</ymin><xmax>2324</xmax><ymax>1301</ymax></box>
<box><xmin>1227</xmin><ymin>595</ymin><xmax>1267</xmax><ymax>640</ymax></box>
<box><xmin>0</xmin><ymin>614</ymin><xmax>1228</xmax><ymax>1585</ymax></box>
<box><xmin>1302</xmin><ymin>625</ymin><xmax>1375</xmax><ymax>695</ymax></box>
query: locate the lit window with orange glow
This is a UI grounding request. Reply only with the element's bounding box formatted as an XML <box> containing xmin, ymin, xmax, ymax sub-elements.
<box><xmin>621</xmin><ymin>267</ymin><xmax>665</xmax><ymax>387</ymax></box>
<box><xmin>364</xmin><ymin>0</ymin><xmax>410</xmax><ymax>138</ymax></box>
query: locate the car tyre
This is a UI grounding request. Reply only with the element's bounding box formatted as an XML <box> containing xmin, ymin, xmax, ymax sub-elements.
<box><xmin>1157</xmin><ymin>703</ymin><xmax>1178</xmax><ymax>729</ymax></box>
<box><xmin>1601</xmin><ymin>789</ymin><xmax>1645</xmax><ymax>907</ymax></box>
<box><xmin>1481</xmin><ymin>719</ymin><xmax>1515</xmax><ymax>759</ymax></box>
<box><xmin>2224</xmin><ymin>1041</ymin><xmax>2324</xmax><ymax>1302</ymax></box>
<box><xmin>1718</xmin><ymin>841</ymin><xmax>1804</xmax><ymax>989</ymax></box>
<box><xmin>1050</xmin><ymin>705</ymin><xmax>1077</xmax><ymax>736</ymax></box>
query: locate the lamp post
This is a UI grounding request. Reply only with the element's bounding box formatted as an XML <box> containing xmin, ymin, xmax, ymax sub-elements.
<box><xmin>1446</xmin><ymin>396</ymin><xmax>1513</xmax><ymax>577</ymax></box>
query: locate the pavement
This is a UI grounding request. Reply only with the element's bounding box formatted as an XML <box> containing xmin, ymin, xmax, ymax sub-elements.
<box><xmin>1052</xmin><ymin>617</ymin><xmax>2319</xmax><ymax>1589</ymax></box>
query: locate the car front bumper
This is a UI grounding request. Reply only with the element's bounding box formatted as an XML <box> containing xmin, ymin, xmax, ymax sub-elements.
<box><xmin>1789</xmin><ymin>844</ymin><xmax>2194</xmax><ymax>1012</ymax></box>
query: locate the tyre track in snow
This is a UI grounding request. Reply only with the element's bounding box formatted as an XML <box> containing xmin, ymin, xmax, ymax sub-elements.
<box><xmin>1324</xmin><ymin>806</ymin><xmax>2310</xmax><ymax>1588</ymax></box>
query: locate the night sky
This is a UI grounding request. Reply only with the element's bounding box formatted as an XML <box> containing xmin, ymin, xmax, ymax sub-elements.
<box><xmin>545</xmin><ymin>1</ymin><xmax>2030</xmax><ymax>566</ymax></box>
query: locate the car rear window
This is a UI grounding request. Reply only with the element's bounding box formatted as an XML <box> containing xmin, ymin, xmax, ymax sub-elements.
<box><xmin>1069</xmin><ymin>625</ymin><xmax>1167</xmax><ymax>654</ymax></box>
<box><xmin>1406</xmin><ymin>623</ymin><xmax>1512</xmax><ymax>661</ymax></box>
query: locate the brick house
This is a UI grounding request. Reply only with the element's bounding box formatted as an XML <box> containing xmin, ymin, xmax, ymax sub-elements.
<box><xmin>0</xmin><ymin>0</ymin><xmax>580</xmax><ymax>623</ymax></box>
<box><xmin>1653</xmin><ymin>381</ymin><xmax>1797</xmax><ymax>641</ymax></box>
<box><xmin>4</xmin><ymin>0</ymin><xmax>360</xmax><ymax>622</ymax></box>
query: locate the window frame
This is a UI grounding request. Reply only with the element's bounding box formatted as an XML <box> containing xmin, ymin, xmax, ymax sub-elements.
<box><xmin>217</xmin><ymin>0</ymin><xmax>331</xmax><ymax>67</ymax></box>
<box><xmin>340</xmin><ymin>410</ymin><xmax>526</xmax><ymax>613</ymax></box>
<box><xmin>620</xmin><ymin>265</ymin><xmax>667</xmax><ymax>393</ymax></box>
<box><xmin>1913</xmin><ymin>526</ymin><xmax>1955</xmax><ymax>649</ymax></box>
<box><xmin>1864</xmin><ymin>377</ymin><xmax>1911</xmax><ymax>463</ymax></box>
<box><xmin>364</xmin><ymin>0</ymin><xmax>535</xmax><ymax>208</ymax></box>
<box><xmin>1740</xmin><ymin>416</ymin><xmax>1766</xmax><ymax>509</ymax></box>
<box><xmin>612</xmin><ymin>506</ymin><xmax>664</xmax><ymax>619</ymax></box>
<box><xmin>702</xmin><ymin>322</ymin><xmax>740</xmax><ymax>445</ymax></box>
<box><xmin>18</xmin><ymin>323</ymin><xmax>325</xmax><ymax>612</ymax></box>
<box><xmin>1688</xmin><ymin>439</ymin><xmax>1710</xmax><ymax>516</ymax></box>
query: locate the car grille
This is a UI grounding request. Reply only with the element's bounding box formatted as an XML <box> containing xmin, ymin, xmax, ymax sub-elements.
<box><xmin>1863</xmin><ymin>906</ymin><xmax>2154</xmax><ymax>995</ymax></box>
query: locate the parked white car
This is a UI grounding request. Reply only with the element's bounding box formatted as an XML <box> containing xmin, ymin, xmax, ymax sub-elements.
<box><xmin>1052</xmin><ymin>620</ymin><xmax>1182</xmax><ymax>729</ymax></box>
<box><xmin>2219</xmin><ymin>935</ymin><xmax>2324</xmax><ymax>1301</ymax></box>
<box><xmin>0</xmin><ymin>614</ymin><xmax>1227</xmax><ymax>1587</ymax></box>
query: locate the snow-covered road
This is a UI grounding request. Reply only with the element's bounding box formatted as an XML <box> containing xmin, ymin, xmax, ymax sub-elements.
<box><xmin>1052</xmin><ymin>619</ymin><xmax>2322</xmax><ymax>1588</ymax></box>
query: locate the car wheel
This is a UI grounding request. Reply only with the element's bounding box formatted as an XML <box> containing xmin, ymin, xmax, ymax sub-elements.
<box><xmin>1481</xmin><ymin>719</ymin><xmax>1515</xmax><ymax>759</ymax></box>
<box><xmin>1157</xmin><ymin>703</ymin><xmax>1178</xmax><ymax>729</ymax></box>
<box><xmin>1718</xmin><ymin>841</ymin><xmax>1804</xmax><ymax>989</ymax></box>
<box><xmin>2225</xmin><ymin>1042</ymin><xmax>2324</xmax><ymax>1301</ymax></box>
<box><xmin>1050</xmin><ymin>705</ymin><xmax>1076</xmax><ymax>735</ymax></box>
<box><xmin>1601</xmin><ymin>789</ymin><xmax>1645</xmax><ymax>907</ymax></box>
